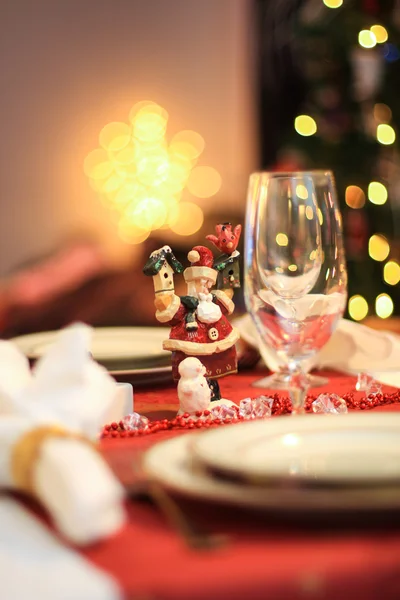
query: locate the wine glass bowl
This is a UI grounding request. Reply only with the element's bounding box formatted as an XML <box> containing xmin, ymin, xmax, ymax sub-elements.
<box><xmin>244</xmin><ymin>171</ymin><xmax>347</xmax><ymax>410</ymax></box>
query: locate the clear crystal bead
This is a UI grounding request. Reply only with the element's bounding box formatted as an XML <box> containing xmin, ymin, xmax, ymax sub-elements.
<box><xmin>211</xmin><ymin>404</ymin><xmax>237</xmax><ymax>420</ymax></box>
<box><xmin>122</xmin><ymin>412</ymin><xmax>150</xmax><ymax>431</ymax></box>
<box><xmin>312</xmin><ymin>394</ymin><xmax>348</xmax><ymax>415</ymax></box>
<box><xmin>239</xmin><ymin>396</ymin><xmax>274</xmax><ymax>420</ymax></box>
<box><xmin>356</xmin><ymin>373</ymin><xmax>382</xmax><ymax>397</ymax></box>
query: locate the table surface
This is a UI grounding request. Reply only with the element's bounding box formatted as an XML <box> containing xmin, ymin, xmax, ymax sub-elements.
<box><xmin>82</xmin><ymin>370</ymin><xmax>400</xmax><ymax>600</ymax></box>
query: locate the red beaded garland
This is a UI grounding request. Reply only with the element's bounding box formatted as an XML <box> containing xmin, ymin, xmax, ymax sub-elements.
<box><xmin>100</xmin><ymin>390</ymin><xmax>400</xmax><ymax>440</ymax></box>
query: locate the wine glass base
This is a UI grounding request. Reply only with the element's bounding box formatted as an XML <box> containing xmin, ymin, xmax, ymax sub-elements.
<box><xmin>252</xmin><ymin>371</ymin><xmax>328</xmax><ymax>390</ymax></box>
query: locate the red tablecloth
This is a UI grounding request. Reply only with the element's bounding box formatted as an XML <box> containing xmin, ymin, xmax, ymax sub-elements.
<box><xmin>87</xmin><ymin>371</ymin><xmax>400</xmax><ymax>600</ymax></box>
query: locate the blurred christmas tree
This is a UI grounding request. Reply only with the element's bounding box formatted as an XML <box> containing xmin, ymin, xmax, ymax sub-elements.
<box><xmin>257</xmin><ymin>0</ymin><xmax>400</xmax><ymax>321</ymax></box>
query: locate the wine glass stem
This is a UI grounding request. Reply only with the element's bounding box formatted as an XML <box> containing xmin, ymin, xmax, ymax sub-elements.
<box><xmin>288</xmin><ymin>362</ymin><xmax>308</xmax><ymax>415</ymax></box>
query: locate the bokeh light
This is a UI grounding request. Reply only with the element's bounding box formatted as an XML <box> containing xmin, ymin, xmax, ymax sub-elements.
<box><xmin>348</xmin><ymin>295</ymin><xmax>368</xmax><ymax>321</ymax></box>
<box><xmin>345</xmin><ymin>185</ymin><xmax>365</xmax><ymax>209</ymax></box>
<box><xmin>377</xmin><ymin>124</ymin><xmax>396</xmax><ymax>145</ymax></box>
<box><xmin>373</xmin><ymin>103</ymin><xmax>392</xmax><ymax>123</ymax></box>
<box><xmin>358</xmin><ymin>30</ymin><xmax>377</xmax><ymax>49</ymax></box>
<box><xmin>294</xmin><ymin>115</ymin><xmax>317</xmax><ymax>136</ymax></box>
<box><xmin>99</xmin><ymin>122</ymin><xmax>131</xmax><ymax>152</ymax></box>
<box><xmin>371</xmin><ymin>25</ymin><xmax>388</xmax><ymax>44</ymax></box>
<box><xmin>84</xmin><ymin>102</ymin><xmax>217</xmax><ymax>241</ymax></box>
<box><xmin>187</xmin><ymin>166</ymin><xmax>222</xmax><ymax>198</ymax></box>
<box><xmin>276</xmin><ymin>233</ymin><xmax>289</xmax><ymax>246</ymax></box>
<box><xmin>375</xmin><ymin>293</ymin><xmax>394</xmax><ymax>319</ymax></box>
<box><xmin>296</xmin><ymin>184</ymin><xmax>308</xmax><ymax>199</ymax></box>
<box><xmin>170</xmin><ymin>202</ymin><xmax>204</xmax><ymax>236</ymax></box>
<box><xmin>368</xmin><ymin>182</ymin><xmax>388</xmax><ymax>205</ymax></box>
<box><xmin>323</xmin><ymin>0</ymin><xmax>343</xmax><ymax>7</ymax></box>
<box><xmin>368</xmin><ymin>234</ymin><xmax>390</xmax><ymax>261</ymax></box>
<box><xmin>384</xmin><ymin>261</ymin><xmax>400</xmax><ymax>285</ymax></box>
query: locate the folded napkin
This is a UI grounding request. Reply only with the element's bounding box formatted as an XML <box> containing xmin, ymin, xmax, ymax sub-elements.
<box><xmin>236</xmin><ymin>314</ymin><xmax>400</xmax><ymax>388</ymax></box>
<box><xmin>0</xmin><ymin>323</ymin><xmax>126</xmax><ymax>545</ymax></box>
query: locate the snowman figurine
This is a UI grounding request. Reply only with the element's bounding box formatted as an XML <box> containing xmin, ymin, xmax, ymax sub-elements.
<box><xmin>177</xmin><ymin>357</ymin><xmax>211</xmax><ymax>415</ymax></box>
<box><xmin>177</xmin><ymin>356</ymin><xmax>236</xmax><ymax>416</ymax></box>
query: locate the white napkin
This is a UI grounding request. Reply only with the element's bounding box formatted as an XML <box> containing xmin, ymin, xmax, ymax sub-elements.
<box><xmin>0</xmin><ymin>497</ymin><xmax>122</xmax><ymax>600</ymax></box>
<box><xmin>236</xmin><ymin>314</ymin><xmax>400</xmax><ymax>388</ymax></box>
<box><xmin>0</xmin><ymin>323</ymin><xmax>127</xmax><ymax>545</ymax></box>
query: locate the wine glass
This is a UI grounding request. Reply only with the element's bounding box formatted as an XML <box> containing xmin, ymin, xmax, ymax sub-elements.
<box><xmin>244</xmin><ymin>171</ymin><xmax>347</xmax><ymax>414</ymax></box>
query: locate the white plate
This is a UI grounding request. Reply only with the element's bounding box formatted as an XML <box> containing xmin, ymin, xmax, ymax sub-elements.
<box><xmin>143</xmin><ymin>434</ymin><xmax>400</xmax><ymax>512</ymax></box>
<box><xmin>11</xmin><ymin>327</ymin><xmax>169</xmax><ymax>363</ymax></box>
<box><xmin>192</xmin><ymin>413</ymin><xmax>400</xmax><ymax>486</ymax></box>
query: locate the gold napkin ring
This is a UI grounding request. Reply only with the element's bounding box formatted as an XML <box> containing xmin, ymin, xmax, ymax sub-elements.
<box><xmin>11</xmin><ymin>426</ymin><xmax>92</xmax><ymax>494</ymax></box>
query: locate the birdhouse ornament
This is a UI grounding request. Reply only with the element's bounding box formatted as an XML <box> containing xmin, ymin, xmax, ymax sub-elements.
<box><xmin>143</xmin><ymin>225</ymin><xmax>241</xmax><ymax>404</ymax></box>
<box><xmin>206</xmin><ymin>223</ymin><xmax>242</xmax><ymax>298</ymax></box>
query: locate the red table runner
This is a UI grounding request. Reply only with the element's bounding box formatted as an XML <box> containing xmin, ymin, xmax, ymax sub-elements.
<box><xmin>87</xmin><ymin>370</ymin><xmax>400</xmax><ymax>600</ymax></box>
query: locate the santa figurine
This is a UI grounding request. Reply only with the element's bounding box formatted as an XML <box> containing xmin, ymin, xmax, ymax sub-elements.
<box><xmin>145</xmin><ymin>245</ymin><xmax>240</xmax><ymax>400</ymax></box>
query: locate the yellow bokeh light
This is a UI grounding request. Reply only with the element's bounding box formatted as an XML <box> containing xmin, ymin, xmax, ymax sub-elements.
<box><xmin>377</xmin><ymin>124</ymin><xmax>396</xmax><ymax>145</ymax></box>
<box><xmin>384</xmin><ymin>261</ymin><xmax>400</xmax><ymax>286</ymax></box>
<box><xmin>318</xmin><ymin>208</ymin><xmax>324</xmax><ymax>225</ymax></box>
<box><xmin>348</xmin><ymin>295</ymin><xmax>369</xmax><ymax>321</ymax></box>
<box><xmin>170</xmin><ymin>130</ymin><xmax>205</xmax><ymax>161</ymax></box>
<box><xmin>118</xmin><ymin>219</ymin><xmax>151</xmax><ymax>245</ymax></box>
<box><xmin>358</xmin><ymin>30</ymin><xmax>377</xmax><ymax>48</ymax></box>
<box><xmin>323</xmin><ymin>0</ymin><xmax>343</xmax><ymax>7</ymax></box>
<box><xmin>371</xmin><ymin>25</ymin><xmax>388</xmax><ymax>44</ymax></box>
<box><xmin>276</xmin><ymin>233</ymin><xmax>289</xmax><ymax>246</ymax></box>
<box><xmin>133</xmin><ymin>104</ymin><xmax>168</xmax><ymax>143</ymax></box>
<box><xmin>375</xmin><ymin>293</ymin><xmax>394</xmax><ymax>319</ymax></box>
<box><xmin>288</xmin><ymin>264</ymin><xmax>298</xmax><ymax>272</ymax></box>
<box><xmin>368</xmin><ymin>182</ymin><xmax>388</xmax><ymax>205</ymax></box>
<box><xmin>294</xmin><ymin>115</ymin><xmax>317</xmax><ymax>136</ymax></box>
<box><xmin>129</xmin><ymin>197</ymin><xmax>168</xmax><ymax>230</ymax></box>
<box><xmin>84</xmin><ymin>149</ymin><xmax>114</xmax><ymax>180</ymax></box>
<box><xmin>345</xmin><ymin>185</ymin><xmax>365</xmax><ymax>209</ymax></box>
<box><xmin>136</xmin><ymin>151</ymin><xmax>170</xmax><ymax>186</ymax></box>
<box><xmin>368</xmin><ymin>234</ymin><xmax>390</xmax><ymax>262</ymax></box>
<box><xmin>296</xmin><ymin>184</ymin><xmax>308</xmax><ymax>199</ymax></box>
<box><xmin>170</xmin><ymin>202</ymin><xmax>204</xmax><ymax>236</ymax></box>
<box><xmin>111</xmin><ymin>146</ymin><xmax>136</xmax><ymax>166</ymax></box>
<box><xmin>374</xmin><ymin>103</ymin><xmax>392</xmax><ymax>124</ymax></box>
<box><xmin>305</xmin><ymin>206</ymin><xmax>314</xmax><ymax>220</ymax></box>
<box><xmin>99</xmin><ymin>122</ymin><xmax>131</xmax><ymax>152</ymax></box>
<box><xmin>101</xmin><ymin>173</ymin><xmax>126</xmax><ymax>195</ymax></box>
<box><xmin>187</xmin><ymin>166</ymin><xmax>222</xmax><ymax>198</ymax></box>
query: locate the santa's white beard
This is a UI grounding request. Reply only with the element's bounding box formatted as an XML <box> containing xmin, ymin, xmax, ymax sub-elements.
<box><xmin>196</xmin><ymin>293</ymin><xmax>222</xmax><ymax>324</ymax></box>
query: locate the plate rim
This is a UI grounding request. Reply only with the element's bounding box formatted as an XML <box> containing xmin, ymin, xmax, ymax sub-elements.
<box><xmin>191</xmin><ymin>413</ymin><xmax>400</xmax><ymax>486</ymax></box>
<box><xmin>143</xmin><ymin>434</ymin><xmax>400</xmax><ymax>512</ymax></box>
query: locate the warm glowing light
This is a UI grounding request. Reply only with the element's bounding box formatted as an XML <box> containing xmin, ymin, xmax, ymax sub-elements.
<box><xmin>368</xmin><ymin>182</ymin><xmax>388</xmax><ymax>205</ymax></box>
<box><xmin>187</xmin><ymin>166</ymin><xmax>222</xmax><ymax>198</ymax></box>
<box><xmin>294</xmin><ymin>115</ymin><xmax>317</xmax><ymax>136</ymax></box>
<box><xmin>133</xmin><ymin>104</ymin><xmax>168</xmax><ymax>143</ymax></box>
<box><xmin>374</xmin><ymin>103</ymin><xmax>392</xmax><ymax>123</ymax></box>
<box><xmin>348</xmin><ymin>295</ymin><xmax>368</xmax><ymax>321</ymax></box>
<box><xmin>170</xmin><ymin>130</ymin><xmax>205</xmax><ymax>161</ymax></box>
<box><xmin>318</xmin><ymin>209</ymin><xmax>324</xmax><ymax>225</ymax></box>
<box><xmin>305</xmin><ymin>206</ymin><xmax>314</xmax><ymax>220</ymax></box>
<box><xmin>323</xmin><ymin>0</ymin><xmax>343</xmax><ymax>7</ymax></box>
<box><xmin>276</xmin><ymin>233</ymin><xmax>289</xmax><ymax>246</ymax></box>
<box><xmin>371</xmin><ymin>25</ymin><xmax>388</xmax><ymax>44</ymax></box>
<box><xmin>296</xmin><ymin>184</ymin><xmax>308</xmax><ymax>199</ymax></box>
<box><xmin>118</xmin><ymin>219</ymin><xmax>151</xmax><ymax>245</ymax></box>
<box><xmin>384</xmin><ymin>261</ymin><xmax>400</xmax><ymax>286</ymax></box>
<box><xmin>99</xmin><ymin>122</ymin><xmax>131</xmax><ymax>152</ymax></box>
<box><xmin>358</xmin><ymin>30</ymin><xmax>377</xmax><ymax>49</ymax></box>
<box><xmin>170</xmin><ymin>202</ymin><xmax>204</xmax><ymax>236</ymax></box>
<box><xmin>345</xmin><ymin>185</ymin><xmax>365</xmax><ymax>209</ymax></box>
<box><xmin>368</xmin><ymin>234</ymin><xmax>390</xmax><ymax>261</ymax></box>
<box><xmin>377</xmin><ymin>124</ymin><xmax>396</xmax><ymax>145</ymax></box>
<box><xmin>85</xmin><ymin>101</ymin><xmax>215</xmax><ymax>241</ymax></box>
<box><xmin>375</xmin><ymin>293</ymin><xmax>394</xmax><ymax>319</ymax></box>
<box><xmin>84</xmin><ymin>149</ymin><xmax>114</xmax><ymax>180</ymax></box>
<box><xmin>288</xmin><ymin>264</ymin><xmax>298</xmax><ymax>272</ymax></box>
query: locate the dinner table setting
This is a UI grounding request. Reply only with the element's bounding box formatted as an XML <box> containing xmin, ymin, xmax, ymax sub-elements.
<box><xmin>2</xmin><ymin>170</ymin><xmax>400</xmax><ymax>600</ymax></box>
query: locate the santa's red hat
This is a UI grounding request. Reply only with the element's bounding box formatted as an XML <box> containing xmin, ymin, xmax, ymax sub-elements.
<box><xmin>184</xmin><ymin>245</ymin><xmax>217</xmax><ymax>284</ymax></box>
